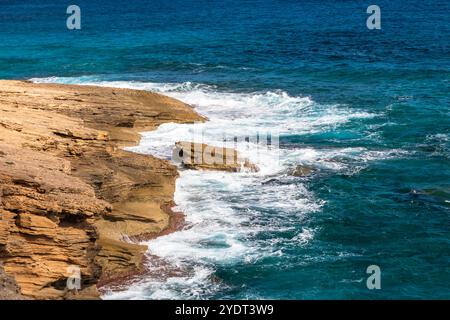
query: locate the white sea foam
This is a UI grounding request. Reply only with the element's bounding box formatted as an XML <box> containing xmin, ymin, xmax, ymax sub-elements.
<box><xmin>31</xmin><ymin>76</ymin><xmax>406</xmax><ymax>299</ymax></box>
<box><xmin>292</xmin><ymin>227</ymin><xmax>316</xmax><ymax>245</ymax></box>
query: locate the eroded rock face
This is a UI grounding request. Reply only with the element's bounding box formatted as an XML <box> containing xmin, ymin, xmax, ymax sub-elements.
<box><xmin>0</xmin><ymin>263</ymin><xmax>26</xmax><ymax>300</ymax></box>
<box><xmin>0</xmin><ymin>80</ymin><xmax>205</xmax><ymax>299</ymax></box>
<box><xmin>0</xmin><ymin>143</ymin><xmax>108</xmax><ymax>299</ymax></box>
<box><xmin>174</xmin><ymin>141</ymin><xmax>259</xmax><ymax>172</ymax></box>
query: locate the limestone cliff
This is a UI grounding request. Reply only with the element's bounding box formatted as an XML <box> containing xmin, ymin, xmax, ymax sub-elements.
<box><xmin>0</xmin><ymin>80</ymin><xmax>205</xmax><ymax>299</ymax></box>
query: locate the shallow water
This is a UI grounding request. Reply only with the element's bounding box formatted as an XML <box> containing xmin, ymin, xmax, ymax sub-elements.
<box><xmin>2</xmin><ymin>0</ymin><xmax>449</xmax><ymax>299</ymax></box>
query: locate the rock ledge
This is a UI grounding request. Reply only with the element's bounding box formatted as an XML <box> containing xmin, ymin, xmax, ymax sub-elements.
<box><xmin>0</xmin><ymin>80</ymin><xmax>205</xmax><ymax>299</ymax></box>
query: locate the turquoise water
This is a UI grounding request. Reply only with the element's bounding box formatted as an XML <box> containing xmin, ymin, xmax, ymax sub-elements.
<box><xmin>1</xmin><ymin>0</ymin><xmax>449</xmax><ymax>299</ymax></box>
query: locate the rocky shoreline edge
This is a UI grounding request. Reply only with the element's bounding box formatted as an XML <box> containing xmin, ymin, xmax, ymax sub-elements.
<box><xmin>0</xmin><ymin>80</ymin><xmax>208</xmax><ymax>299</ymax></box>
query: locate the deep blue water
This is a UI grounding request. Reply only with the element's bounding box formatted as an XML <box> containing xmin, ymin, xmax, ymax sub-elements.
<box><xmin>1</xmin><ymin>0</ymin><xmax>449</xmax><ymax>299</ymax></box>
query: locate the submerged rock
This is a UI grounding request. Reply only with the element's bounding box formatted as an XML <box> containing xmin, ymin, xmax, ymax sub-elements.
<box><xmin>422</xmin><ymin>187</ymin><xmax>450</xmax><ymax>206</ymax></box>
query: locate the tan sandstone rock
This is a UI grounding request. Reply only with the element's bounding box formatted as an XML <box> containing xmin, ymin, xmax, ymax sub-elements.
<box><xmin>174</xmin><ymin>141</ymin><xmax>259</xmax><ymax>172</ymax></box>
<box><xmin>0</xmin><ymin>80</ymin><xmax>205</xmax><ymax>299</ymax></box>
<box><xmin>290</xmin><ymin>165</ymin><xmax>315</xmax><ymax>177</ymax></box>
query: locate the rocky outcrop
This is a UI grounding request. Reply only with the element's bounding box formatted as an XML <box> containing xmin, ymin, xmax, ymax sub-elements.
<box><xmin>0</xmin><ymin>80</ymin><xmax>205</xmax><ymax>299</ymax></box>
<box><xmin>174</xmin><ymin>141</ymin><xmax>259</xmax><ymax>172</ymax></box>
<box><xmin>290</xmin><ymin>165</ymin><xmax>315</xmax><ymax>177</ymax></box>
<box><xmin>0</xmin><ymin>144</ymin><xmax>107</xmax><ymax>299</ymax></box>
<box><xmin>0</xmin><ymin>263</ymin><xmax>26</xmax><ymax>300</ymax></box>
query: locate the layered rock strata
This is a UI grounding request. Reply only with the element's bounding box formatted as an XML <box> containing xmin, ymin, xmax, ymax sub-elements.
<box><xmin>174</xmin><ymin>141</ymin><xmax>259</xmax><ymax>172</ymax></box>
<box><xmin>0</xmin><ymin>80</ymin><xmax>205</xmax><ymax>299</ymax></box>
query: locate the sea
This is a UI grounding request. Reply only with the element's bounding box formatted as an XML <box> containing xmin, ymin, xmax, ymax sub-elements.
<box><xmin>1</xmin><ymin>0</ymin><xmax>449</xmax><ymax>299</ymax></box>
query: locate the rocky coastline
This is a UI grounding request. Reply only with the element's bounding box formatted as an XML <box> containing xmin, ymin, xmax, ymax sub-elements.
<box><xmin>0</xmin><ymin>80</ymin><xmax>206</xmax><ymax>299</ymax></box>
